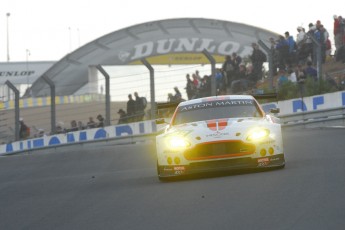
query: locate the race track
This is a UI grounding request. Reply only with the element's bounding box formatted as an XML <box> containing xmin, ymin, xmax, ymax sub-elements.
<box><xmin>0</xmin><ymin>128</ymin><xmax>345</xmax><ymax>230</ymax></box>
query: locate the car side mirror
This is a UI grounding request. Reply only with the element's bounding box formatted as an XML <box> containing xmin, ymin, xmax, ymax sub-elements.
<box><xmin>155</xmin><ymin>118</ymin><xmax>166</xmax><ymax>124</ymax></box>
<box><xmin>270</xmin><ymin>108</ymin><xmax>280</xmax><ymax>114</ymax></box>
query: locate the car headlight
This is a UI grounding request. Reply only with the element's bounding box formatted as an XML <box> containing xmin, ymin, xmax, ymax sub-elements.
<box><xmin>247</xmin><ymin>128</ymin><xmax>270</xmax><ymax>141</ymax></box>
<box><xmin>165</xmin><ymin>136</ymin><xmax>191</xmax><ymax>150</ymax></box>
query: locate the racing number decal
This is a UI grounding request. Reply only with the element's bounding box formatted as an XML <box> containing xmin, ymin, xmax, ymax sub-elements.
<box><xmin>174</xmin><ymin>166</ymin><xmax>186</xmax><ymax>175</ymax></box>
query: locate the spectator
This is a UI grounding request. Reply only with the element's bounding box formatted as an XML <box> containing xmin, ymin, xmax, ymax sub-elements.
<box><xmin>277</xmin><ymin>69</ymin><xmax>289</xmax><ymax>88</ymax></box>
<box><xmin>319</xmin><ymin>25</ymin><xmax>329</xmax><ymax>62</ymax></box>
<box><xmin>36</xmin><ymin>129</ymin><xmax>45</xmax><ymax>138</ymax></box>
<box><xmin>287</xmin><ymin>68</ymin><xmax>297</xmax><ymax>83</ymax></box>
<box><xmin>77</xmin><ymin>121</ymin><xmax>85</xmax><ymax>130</ymax></box>
<box><xmin>55</xmin><ymin>122</ymin><xmax>65</xmax><ymax>134</ymax></box>
<box><xmin>87</xmin><ymin>117</ymin><xmax>96</xmax><ymax>129</ymax></box>
<box><xmin>134</xmin><ymin>92</ymin><xmax>146</xmax><ymax>121</ymax></box>
<box><xmin>19</xmin><ymin>118</ymin><xmax>30</xmax><ymax>139</ymax></box>
<box><xmin>192</xmin><ymin>73</ymin><xmax>200</xmax><ymax>89</ymax></box>
<box><xmin>185</xmin><ymin>74</ymin><xmax>194</xmax><ymax>100</ymax></box>
<box><xmin>173</xmin><ymin>87</ymin><xmax>182</xmax><ymax>102</ymax></box>
<box><xmin>275</xmin><ymin>35</ymin><xmax>289</xmax><ymax>70</ymax></box>
<box><xmin>195</xmin><ymin>70</ymin><xmax>201</xmax><ymax>81</ymax></box>
<box><xmin>284</xmin><ymin>31</ymin><xmax>297</xmax><ymax>66</ymax></box>
<box><xmin>198</xmin><ymin>75</ymin><xmax>211</xmax><ymax>98</ymax></box>
<box><xmin>250</xmin><ymin>43</ymin><xmax>267</xmax><ymax>82</ymax></box>
<box><xmin>96</xmin><ymin>114</ymin><xmax>104</xmax><ymax>127</ymax></box>
<box><xmin>222</xmin><ymin>55</ymin><xmax>234</xmax><ymax>89</ymax></box>
<box><xmin>69</xmin><ymin>120</ymin><xmax>78</xmax><ymax>132</ymax></box>
<box><xmin>306</xmin><ymin>23</ymin><xmax>317</xmax><ymax>64</ymax></box>
<box><xmin>305</xmin><ymin>61</ymin><xmax>318</xmax><ymax>81</ymax></box>
<box><xmin>295</xmin><ymin>64</ymin><xmax>307</xmax><ymax>83</ymax></box>
<box><xmin>215</xmin><ymin>68</ymin><xmax>225</xmax><ymax>93</ymax></box>
<box><xmin>334</xmin><ymin>15</ymin><xmax>342</xmax><ymax>50</ymax></box>
<box><xmin>245</xmin><ymin>64</ymin><xmax>258</xmax><ymax>89</ymax></box>
<box><xmin>231</xmin><ymin>52</ymin><xmax>242</xmax><ymax>73</ymax></box>
<box><xmin>296</xmin><ymin>26</ymin><xmax>306</xmax><ymax>48</ymax></box>
<box><xmin>269</xmin><ymin>37</ymin><xmax>279</xmax><ymax>75</ymax></box>
<box><xmin>117</xmin><ymin>109</ymin><xmax>128</xmax><ymax>124</ymax></box>
<box><xmin>126</xmin><ymin>94</ymin><xmax>136</xmax><ymax>122</ymax></box>
<box><xmin>167</xmin><ymin>93</ymin><xmax>175</xmax><ymax>102</ymax></box>
<box><xmin>230</xmin><ymin>64</ymin><xmax>247</xmax><ymax>93</ymax></box>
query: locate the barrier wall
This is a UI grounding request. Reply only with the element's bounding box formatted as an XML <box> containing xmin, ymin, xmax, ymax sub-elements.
<box><xmin>1</xmin><ymin>91</ymin><xmax>345</xmax><ymax>155</ymax></box>
<box><xmin>0</xmin><ymin>120</ymin><xmax>156</xmax><ymax>155</ymax></box>
<box><xmin>261</xmin><ymin>91</ymin><xmax>345</xmax><ymax>115</ymax></box>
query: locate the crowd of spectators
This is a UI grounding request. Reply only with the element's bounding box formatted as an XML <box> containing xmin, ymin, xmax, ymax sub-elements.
<box><xmin>182</xmin><ymin>15</ymin><xmax>345</xmax><ymax>97</ymax></box>
<box><xmin>116</xmin><ymin>91</ymin><xmax>147</xmax><ymax>125</ymax></box>
<box><xmin>54</xmin><ymin>114</ymin><xmax>105</xmax><ymax>135</ymax></box>
<box><xmin>183</xmin><ymin>43</ymin><xmax>267</xmax><ymax>99</ymax></box>
<box><xmin>273</xmin><ymin>15</ymin><xmax>345</xmax><ymax>91</ymax></box>
<box><xmin>17</xmin><ymin>113</ymin><xmax>106</xmax><ymax>140</ymax></box>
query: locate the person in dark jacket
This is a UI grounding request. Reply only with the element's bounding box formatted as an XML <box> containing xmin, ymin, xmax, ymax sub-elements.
<box><xmin>126</xmin><ymin>94</ymin><xmax>136</xmax><ymax>122</ymax></box>
<box><xmin>250</xmin><ymin>43</ymin><xmax>267</xmax><ymax>82</ymax></box>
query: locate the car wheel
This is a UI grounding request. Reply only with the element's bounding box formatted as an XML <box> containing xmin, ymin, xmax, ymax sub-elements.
<box><xmin>157</xmin><ymin>161</ymin><xmax>164</xmax><ymax>181</ymax></box>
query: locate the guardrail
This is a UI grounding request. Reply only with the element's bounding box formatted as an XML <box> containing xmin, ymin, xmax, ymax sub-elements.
<box><xmin>279</xmin><ymin>106</ymin><xmax>345</xmax><ymax>128</ymax></box>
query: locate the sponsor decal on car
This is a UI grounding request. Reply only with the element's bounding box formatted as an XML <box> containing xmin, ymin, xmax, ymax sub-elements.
<box><xmin>257</xmin><ymin>157</ymin><xmax>270</xmax><ymax>166</ymax></box>
<box><xmin>257</xmin><ymin>158</ymin><xmax>270</xmax><ymax>163</ymax></box>
<box><xmin>259</xmin><ymin>140</ymin><xmax>276</xmax><ymax>145</ymax></box>
<box><xmin>174</xmin><ymin>166</ymin><xmax>186</xmax><ymax>175</ymax></box>
<box><xmin>174</xmin><ymin>166</ymin><xmax>186</xmax><ymax>171</ymax></box>
<box><xmin>179</xmin><ymin>100</ymin><xmax>254</xmax><ymax>112</ymax></box>
<box><xmin>269</xmin><ymin>157</ymin><xmax>281</xmax><ymax>162</ymax></box>
<box><xmin>206</xmin><ymin>131</ymin><xmax>230</xmax><ymax>138</ymax></box>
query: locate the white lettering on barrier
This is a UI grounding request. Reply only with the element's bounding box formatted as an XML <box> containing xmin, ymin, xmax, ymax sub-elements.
<box><xmin>261</xmin><ymin>91</ymin><xmax>345</xmax><ymax>115</ymax></box>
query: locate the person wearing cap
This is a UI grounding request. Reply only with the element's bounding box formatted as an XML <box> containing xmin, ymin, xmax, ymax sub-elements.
<box><xmin>296</xmin><ymin>26</ymin><xmax>306</xmax><ymax>47</ymax></box>
<box><xmin>117</xmin><ymin>109</ymin><xmax>128</xmax><ymax>124</ymax></box>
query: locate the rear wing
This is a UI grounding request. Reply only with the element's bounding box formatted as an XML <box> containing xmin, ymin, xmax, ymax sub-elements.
<box><xmin>252</xmin><ymin>93</ymin><xmax>280</xmax><ymax>114</ymax></box>
<box><xmin>156</xmin><ymin>101</ymin><xmax>180</xmax><ymax>110</ymax></box>
<box><xmin>251</xmin><ymin>93</ymin><xmax>277</xmax><ymax>100</ymax></box>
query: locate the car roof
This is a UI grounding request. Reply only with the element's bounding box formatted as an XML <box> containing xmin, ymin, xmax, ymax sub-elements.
<box><xmin>178</xmin><ymin>95</ymin><xmax>255</xmax><ymax>107</ymax></box>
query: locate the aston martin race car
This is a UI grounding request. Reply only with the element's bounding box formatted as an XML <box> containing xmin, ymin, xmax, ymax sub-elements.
<box><xmin>155</xmin><ymin>95</ymin><xmax>285</xmax><ymax>180</ymax></box>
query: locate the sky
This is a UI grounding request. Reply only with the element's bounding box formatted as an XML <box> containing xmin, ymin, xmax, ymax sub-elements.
<box><xmin>1</xmin><ymin>0</ymin><xmax>343</xmax><ymax>62</ymax></box>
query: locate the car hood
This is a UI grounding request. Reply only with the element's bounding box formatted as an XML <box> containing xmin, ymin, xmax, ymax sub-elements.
<box><xmin>160</xmin><ymin>117</ymin><xmax>272</xmax><ymax>141</ymax></box>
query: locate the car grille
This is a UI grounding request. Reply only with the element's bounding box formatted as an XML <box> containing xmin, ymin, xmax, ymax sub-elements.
<box><xmin>184</xmin><ymin>141</ymin><xmax>255</xmax><ymax>160</ymax></box>
<box><xmin>189</xmin><ymin>158</ymin><xmax>254</xmax><ymax>169</ymax></box>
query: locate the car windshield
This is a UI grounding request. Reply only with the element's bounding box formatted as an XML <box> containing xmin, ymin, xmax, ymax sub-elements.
<box><xmin>172</xmin><ymin>99</ymin><xmax>262</xmax><ymax>125</ymax></box>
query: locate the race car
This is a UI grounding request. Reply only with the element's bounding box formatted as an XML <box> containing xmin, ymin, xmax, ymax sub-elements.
<box><xmin>155</xmin><ymin>95</ymin><xmax>285</xmax><ymax>180</ymax></box>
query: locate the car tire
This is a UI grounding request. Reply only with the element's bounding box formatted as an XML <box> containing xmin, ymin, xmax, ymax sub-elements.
<box><xmin>157</xmin><ymin>161</ymin><xmax>165</xmax><ymax>181</ymax></box>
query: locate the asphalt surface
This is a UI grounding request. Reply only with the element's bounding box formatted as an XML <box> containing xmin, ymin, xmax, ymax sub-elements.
<box><xmin>0</xmin><ymin>127</ymin><xmax>345</xmax><ymax>230</ymax></box>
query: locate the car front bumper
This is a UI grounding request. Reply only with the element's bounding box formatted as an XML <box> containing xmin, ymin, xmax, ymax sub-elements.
<box><xmin>157</xmin><ymin>154</ymin><xmax>285</xmax><ymax>178</ymax></box>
